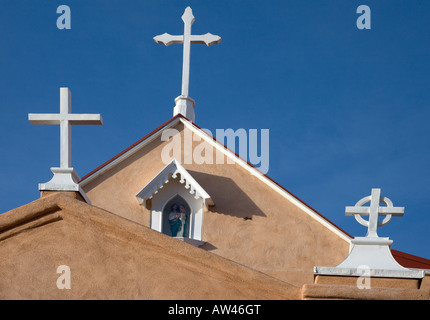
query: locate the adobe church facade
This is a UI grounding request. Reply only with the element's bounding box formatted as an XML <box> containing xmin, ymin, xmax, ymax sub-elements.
<box><xmin>1</xmin><ymin>113</ymin><xmax>429</xmax><ymax>300</ymax></box>
<box><xmin>78</xmin><ymin>113</ymin><xmax>430</xmax><ymax>298</ymax></box>
<box><xmin>79</xmin><ymin>115</ymin><xmax>352</xmax><ymax>287</ymax></box>
<box><xmin>0</xmin><ymin>6</ymin><xmax>429</xmax><ymax>300</ymax></box>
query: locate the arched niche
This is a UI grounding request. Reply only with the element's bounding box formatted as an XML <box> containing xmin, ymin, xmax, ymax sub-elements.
<box><xmin>149</xmin><ymin>175</ymin><xmax>205</xmax><ymax>244</ymax></box>
<box><xmin>136</xmin><ymin>159</ymin><xmax>213</xmax><ymax>246</ymax></box>
<box><xmin>162</xmin><ymin>195</ymin><xmax>191</xmax><ymax>237</ymax></box>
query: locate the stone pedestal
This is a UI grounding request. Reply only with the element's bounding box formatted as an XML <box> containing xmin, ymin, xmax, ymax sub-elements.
<box><xmin>315</xmin><ymin>236</ymin><xmax>425</xmax><ymax>280</ymax></box>
<box><xmin>311</xmin><ymin>188</ymin><xmax>427</xmax><ymax>299</ymax></box>
<box><xmin>39</xmin><ymin>167</ymin><xmax>90</xmax><ymax>204</ymax></box>
<box><xmin>173</xmin><ymin>95</ymin><xmax>195</xmax><ymax>122</ymax></box>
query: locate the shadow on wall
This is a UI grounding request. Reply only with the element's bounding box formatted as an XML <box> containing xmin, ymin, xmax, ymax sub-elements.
<box><xmin>199</xmin><ymin>242</ymin><xmax>217</xmax><ymax>251</ymax></box>
<box><xmin>188</xmin><ymin>170</ymin><xmax>266</xmax><ymax>220</ymax></box>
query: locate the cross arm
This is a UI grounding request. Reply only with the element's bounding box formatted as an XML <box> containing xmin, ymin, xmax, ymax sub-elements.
<box><xmin>378</xmin><ymin>207</ymin><xmax>404</xmax><ymax>216</ymax></box>
<box><xmin>190</xmin><ymin>33</ymin><xmax>221</xmax><ymax>46</ymax></box>
<box><xmin>345</xmin><ymin>206</ymin><xmax>369</xmax><ymax>215</ymax></box>
<box><xmin>346</xmin><ymin>206</ymin><xmax>404</xmax><ymax>216</ymax></box>
<box><xmin>68</xmin><ymin>114</ymin><xmax>103</xmax><ymax>125</ymax></box>
<box><xmin>29</xmin><ymin>114</ymin><xmax>61</xmax><ymax>125</ymax></box>
<box><xmin>153</xmin><ymin>33</ymin><xmax>184</xmax><ymax>46</ymax></box>
<box><xmin>345</xmin><ymin>206</ymin><xmax>404</xmax><ymax>216</ymax></box>
<box><xmin>28</xmin><ymin>113</ymin><xmax>103</xmax><ymax>125</ymax></box>
<box><xmin>153</xmin><ymin>32</ymin><xmax>221</xmax><ymax>47</ymax></box>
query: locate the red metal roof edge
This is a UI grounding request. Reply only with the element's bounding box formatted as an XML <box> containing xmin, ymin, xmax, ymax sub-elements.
<box><xmin>80</xmin><ymin>114</ymin><xmax>353</xmax><ymax>239</ymax></box>
<box><xmin>79</xmin><ymin>114</ymin><xmax>184</xmax><ymax>182</ymax></box>
<box><xmin>392</xmin><ymin>249</ymin><xmax>430</xmax><ymax>270</ymax></box>
<box><xmin>187</xmin><ymin>119</ymin><xmax>355</xmax><ymax>240</ymax></box>
<box><xmin>79</xmin><ymin>115</ymin><xmax>430</xmax><ymax>267</ymax></box>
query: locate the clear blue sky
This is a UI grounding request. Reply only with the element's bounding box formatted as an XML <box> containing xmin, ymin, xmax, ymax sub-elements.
<box><xmin>0</xmin><ymin>0</ymin><xmax>428</xmax><ymax>259</ymax></box>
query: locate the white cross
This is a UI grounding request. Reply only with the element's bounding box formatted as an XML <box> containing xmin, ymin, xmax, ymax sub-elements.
<box><xmin>154</xmin><ymin>6</ymin><xmax>221</xmax><ymax>98</ymax></box>
<box><xmin>345</xmin><ymin>188</ymin><xmax>404</xmax><ymax>238</ymax></box>
<box><xmin>28</xmin><ymin>87</ymin><xmax>102</xmax><ymax>169</ymax></box>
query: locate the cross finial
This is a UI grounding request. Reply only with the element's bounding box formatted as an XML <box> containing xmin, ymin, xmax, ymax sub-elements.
<box><xmin>345</xmin><ymin>188</ymin><xmax>404</xmax><ymax>238</ymax></box>
<box><xmin>314</xmin><ymin>189</ymin><xmax>422</xmax><ymax>276</ymax></box>
<box><xmin>154</xmin><ymin>6</ymin><xmax>221</xmax><ymax>122</ymax></box>
<box><xmin>28</xmin><ymin>87</ymin><xmax>102</xmax><ymax>198</ymax></box>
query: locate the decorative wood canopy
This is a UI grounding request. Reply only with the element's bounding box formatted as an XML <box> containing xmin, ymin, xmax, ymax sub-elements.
<box><xmin>136</xmin><ymin>159</ymin><xmax>214</xmax><ymax>209</ymax></box>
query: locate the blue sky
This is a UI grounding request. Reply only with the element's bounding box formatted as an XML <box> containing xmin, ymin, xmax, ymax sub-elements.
<box><xmin>0</xmin><ymin>0</ymin><xmax>429</xmax><ymax>259</ymax></box>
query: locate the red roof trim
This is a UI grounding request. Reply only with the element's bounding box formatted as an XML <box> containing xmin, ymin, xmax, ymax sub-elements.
<box><xmin>79</xmin><ymin>114</ymin><xmax>183</xmax><ymax>182</ymax></box>
<box><xmin>392</xmin><ymin>250</ymin><xmax>430</xmax><ymax>270</ymax></box>
<box><xmin>187</xmin><ymin>120</ymin><xmax>354</xmax><ymax>239</ymax></box>
<box><xmin>80</xmin><ymin>114</ymin><xmax>352</xmax><ymax>239</ymax></box>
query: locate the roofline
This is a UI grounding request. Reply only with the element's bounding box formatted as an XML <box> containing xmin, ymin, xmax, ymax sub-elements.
<box><xmin>79</xmin><ymin>114</ymin><xmax>183</xmax><ymax>184</ymax></box>
<box><xmin>180</xmin><ymin>118</ymin><xmax>353</xmax><ymax>242</ymax></box>
<box><xmin>79</xmin><ymin>114</ymin><xmax>353</xmax><ymax>243</ymax></box>
<box><xmin>391</xmin><ymin>249</ymin><xmax>430</xmax><ymax>270</ymax></box>
<box><xmin>78</xmin><ymin>115</ymin><xmax>430</xmax><ymax>265</ymax></box>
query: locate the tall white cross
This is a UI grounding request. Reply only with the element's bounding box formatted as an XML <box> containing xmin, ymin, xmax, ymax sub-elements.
<box><xmin>29</xmin><ymin>87</ymin><xmax>103</xmax><ymax>170</ymax></box>
<box><xmin>154</xmin><ymin>7</ymin><xmax>221</xmax><ymax>121</ymax></box>
<box><xmin>345</xmin><ymin>188</ymin><xmax>404</xmax><ymax>238</ymax></box>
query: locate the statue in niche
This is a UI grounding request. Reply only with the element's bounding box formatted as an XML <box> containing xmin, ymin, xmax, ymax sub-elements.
<box><xmin>168</xmin><ymin>203</ymin><xmax>189</xmax><ymax>237</ymax></box>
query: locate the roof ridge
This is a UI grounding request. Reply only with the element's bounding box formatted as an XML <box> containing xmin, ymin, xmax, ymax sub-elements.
<box><xmin>78</xmin><ymin>115</ymin><xmax>354</xmax><ymax>242</ymax></box>
<box><xmin>79</xmin><ymin>114</ymin><xmax>186</xmax><ymax>183</ymax></box>
<box><xmin>77</xmin><ymin>116</ymin><xmax>430</xmax><ymax>268</ymax></box>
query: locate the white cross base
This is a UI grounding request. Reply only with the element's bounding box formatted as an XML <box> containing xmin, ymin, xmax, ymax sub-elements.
<box><xmin>37</xmin><ymin>167</ymin><xmax>91</xmax><ymax>203</ymax></box>
<box><xmin>314</xmin><ymin>188</ymin><xmax>424</xmax><ymax>279</ymax></box>
<box><xmin>173</xmin><ymin>95</ymin><xmax>195</xmax><ymax>121</ymax></box>
<box><xmin>39</xmin><ymin>167</ymin><xmax>80</xmax><ymax>191</ymax></box>
<box><xmin>36</xmin><ymin>167</ymin><xmax>91</xmax><ymax>203</ymax></box>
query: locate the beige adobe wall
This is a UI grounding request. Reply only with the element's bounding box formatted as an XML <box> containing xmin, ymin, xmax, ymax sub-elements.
<box><xmin>0</xmin><ymin>194</ymin><xmax>300</xmax><ymax>299</ymax></box>
<box><xmin>314</xmin><ymin>274</ymin><xmax>421</xmax><ymax>289</ymax></box>
<box><xmin>301</xmin><ymin>284</ymin><xmax>429</xmax><ymax>300</ymax></box>
<box><xmin>83</xmin><ymin>122</ymin><xmax>350</xmax><ymax>287</ymax></box>
<box><xmin>83</xmin><ymin>128</ymin><xmax>175</xmax><ymax>226</ymax></box>
<box><xmin>420</xmin><ymin>273</ymin><xmax>430</xmax><ymax>290</ymax></box>
<box><xmin>304</xmin><ymin>273</ymin><xmax>430</xmax><ymax>299</ymax></box>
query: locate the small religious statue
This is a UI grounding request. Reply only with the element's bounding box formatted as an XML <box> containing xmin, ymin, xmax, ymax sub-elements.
<box><xmin>168</xmin><ymin>203</ymin><xmax>189</xmax><ymax>237</ymax></box>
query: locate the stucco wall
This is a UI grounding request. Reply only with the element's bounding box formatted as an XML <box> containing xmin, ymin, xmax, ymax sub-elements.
<box><xmin>82</xmin><ymin>122</ymin><xmax>350</xmax><ymax>287</ymax></box>
<box><xmin>0</xmin><ymin>194</ymin><xmax>300</xmax><ymax>299</ymax></box>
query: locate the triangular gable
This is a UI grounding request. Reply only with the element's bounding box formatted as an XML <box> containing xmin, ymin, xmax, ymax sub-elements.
<box><xmin>79</xmin><ymin>116</ymin><xmax>183</xmax><ymax>183</ymax></box>
<box><xmin>136</xmin><ymin>158</ymin><xmax>214</xmax><ymax>209</ymax></box>
<box><xmin>79</xmin><ymin>114</ymin><xmax>352</xmax><ymax>244</ymax></box>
